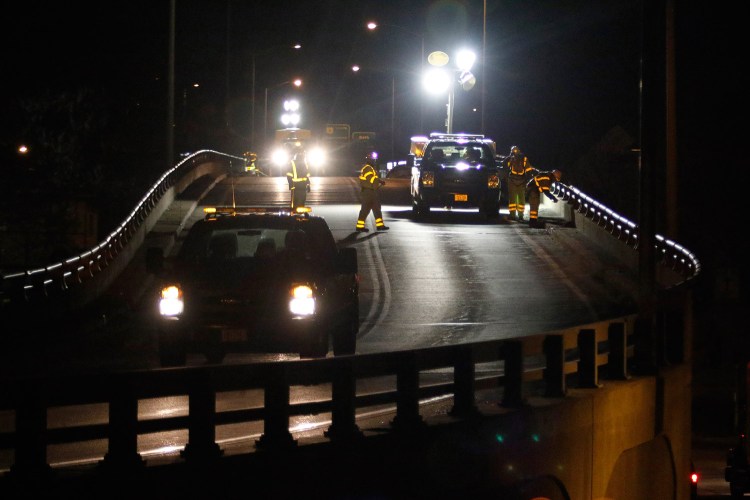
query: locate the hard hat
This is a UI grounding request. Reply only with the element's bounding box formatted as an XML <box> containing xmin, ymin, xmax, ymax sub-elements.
<box><xmin>244</xmin><ymin>151</ymin><xmax>257</xmax><ymax>161</ymax></box>
<box><xmin>510</xmin><ymin>145</ymin><xmax>522</xmax><ymax>156</ymax></box>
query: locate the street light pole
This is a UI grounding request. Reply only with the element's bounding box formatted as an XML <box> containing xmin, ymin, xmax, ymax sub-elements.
<box><xmin>366</xmin><ymin>21</ymin><xmax>425</xmax><ymax>133</ymax></box>
<box><xmin>251</xmin><ymin>44</ymin><xmax>301</xmax><ymax>150</ymax></box>
<box><xmin>391</xmin><ymin>77</ymin><xmax>396</xmax><ymax>160</ymax></box>
<box><xmin>446</xmin><ymin>83</ymin><xmax>454</xmax><ymax>134</ymax></box>
<box><xmin>263</xmin><ymin>79</ymin><xmax>302</xmax><ymax>149</ymax></box>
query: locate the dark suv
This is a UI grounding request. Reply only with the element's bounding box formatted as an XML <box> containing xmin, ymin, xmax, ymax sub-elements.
<box><xmin>147</xmin><ymin>206</ymin><xmax>359</xmax><ymax>366</ymax></box>
<box><xmin>409</xmin><ymin>133</ymin><xmax>501</xmax><ymax>219</ymax></box>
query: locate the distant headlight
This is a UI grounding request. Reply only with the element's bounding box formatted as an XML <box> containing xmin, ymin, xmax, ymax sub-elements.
<box><xmin>159</xmin><ymin>285</ymin><xmax>184</xmax><ymax>317</ymax></box>
<box><xmin>488</xmin><ymin>173</ymin><xmax>500</xmax><ymax>189</ymax></box>
<box><xmin>289</xmin><ymin>284</ymin><xmax>316</xmax><ymax>317</ymax></box>
<box><xmin>272</xmin><ymin>148</ymin><xmax>290</xmax><ymax>167</ymax></box>
<box><xmin>307</xmin><ymin>147</ymin><xmax>326</xmax><ymax>167</ymax></box>
<box><xmin>422</xmin><ymin>171</ymin><xmax>435</xmax><ymax>187</ymax></box>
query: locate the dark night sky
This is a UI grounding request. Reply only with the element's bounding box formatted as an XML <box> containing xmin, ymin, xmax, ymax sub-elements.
<box><xmin>2</xmin><ymin>1</ymin><xmax>745</xmax><ymax>271</ymax></box>
<box><xmin>4</xmin><ymin>1</ymin><xmax>643</xmax><ymax>162</ymax></box>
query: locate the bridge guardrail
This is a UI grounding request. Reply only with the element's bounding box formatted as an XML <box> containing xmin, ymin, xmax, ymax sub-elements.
<box><xmin>0</xmin><ymin>314</ymin><xmax>641</xmax><ymax>479</ymax></box>
<box><xmin>553</xmin><ymin>183</ymin><xmax>701</xmax><ymax>283</ymax></box>
<box><xmin>0</xmin><ymin>150</ymin><xmax>245</xmax><ymax>318</ymax></box>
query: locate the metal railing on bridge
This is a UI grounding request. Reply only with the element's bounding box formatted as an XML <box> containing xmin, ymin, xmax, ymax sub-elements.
<box><xmin>0</xmin><ymin>151</ymin><xmax>245</xmax><ymax>316</ymax></box>
<box><xmin>0</xmin><ymin>314</ymin><xmax>642</xmax><ymax>479</ymax></box>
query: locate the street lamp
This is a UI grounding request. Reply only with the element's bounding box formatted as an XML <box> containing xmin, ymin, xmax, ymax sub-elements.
<box><xmin>352</xmin><ymin>65</ymin><xmax>397</xmax><ymax>160</ymax></box>
<box><xmin>251</xmin><ymin>43</ymin><xmax>302</xmax><ymax>149</ymax></box>
<box><xmin>263</xmin><ymin>78</ymin><xmax>302</xmax><ymax>146</ymax></box>
<box><xmin>423</xmin><ymin>49</ymin><xmax>476</xmax><ymax>134</ymax></box>
<box><xmin>365</xmin><ymin>21</ymin><xmax>425</xmax><ymax>132</ymax></box>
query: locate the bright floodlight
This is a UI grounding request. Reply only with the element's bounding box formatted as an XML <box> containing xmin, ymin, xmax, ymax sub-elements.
<box><xmin>272</xmin><ymin>148</ymin><xmax>289</xmax><ymax>166</ymax></box>
<box><xmin>422</xmin><ymin>67</ymin><xmax>451</xmax><ymax>94</ymax></box>
<box><xmin>455</xmin><ymin>50</ymin><xmax>476</xmax><ymax>72</ymax></box>
<box><xmin>352</xmin><ymin>65</ymin><xmax>360</xmax><ymax>72</ymax></box>
<box><xmin>293</xmin><ymin>79</ymin><xmax>302</xmax><ymax>87</ymax></box>
<box><xmin>366</xmin><ymin>21</ymin><xmax>377</xmax><ymax>30</ymax></box>
<box><xmin>284</xmin><ymin>99</ymin><xmax>300</xmax><ymax>112</ymax></box>
<box><xmin>281</xmin><ymin>112</ymin><xmax>300</xmax><ymax>126</ymax></box>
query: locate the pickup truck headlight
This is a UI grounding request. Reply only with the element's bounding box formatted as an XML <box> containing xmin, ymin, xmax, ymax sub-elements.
<box><xmin>159</xmin><ymin>285</ymin><xmax>184</xmax><ymax>317</ymax></box>
<box><xmin>421</xmin><ymin>171</ymin><xmax>435</xmax><ymax>187</ymax></box>
<box><xmin>289</xmin><ymin>283</ymin><xmax>316</xmax><ymax>317</ymax></box>
<box><xmin>488</xmin><ymin>173</ymin><xmax>500</xmax><ymax>189</ymax></box>
<box><xmin>307</xmin><ymin>147</ymin><xmax>326</xmax><ymax>167</ymax></box>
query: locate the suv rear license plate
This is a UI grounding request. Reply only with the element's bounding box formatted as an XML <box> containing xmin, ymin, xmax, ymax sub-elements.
<box><xmin>454</xmin><ymin>194</ymin><xmax>468</xmax><ymax>202</ymax></box>
<box><xmin>222</xmin><ymin>328</ymin><xmax>247</xmax><ymax>342</ymax></box>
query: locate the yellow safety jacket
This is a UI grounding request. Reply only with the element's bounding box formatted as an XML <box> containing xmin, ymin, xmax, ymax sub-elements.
<box><xmin>287</xmin><ymin>160</ymin><xmax>310</xmax><ymax>188</ymax></box>
<box><xmin>359</xmin><ymin>164</ymin><xmax>381</xmax><ymax>190</ymax></box>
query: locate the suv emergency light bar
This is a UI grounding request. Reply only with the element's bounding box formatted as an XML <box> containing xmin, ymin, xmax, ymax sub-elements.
<box><xmin>429</xmin><ymin>133</ymin><xmax>485</xmax><ymax>141</ymax></box>
<box><xmin>203</xmin><ymin>206</ymin><xmax>312</xmax><ymax>218</ymax></box>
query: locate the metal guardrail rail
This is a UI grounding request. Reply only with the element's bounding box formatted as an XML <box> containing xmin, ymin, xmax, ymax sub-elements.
<box><xmin>0</xmin><ymin>314</ymin><xmax>643</xmax><ymax>478</ymax></box>
<box><xmin>554</xmin><ymin>183</ymin><xmax>701</xmax><ymax>282</ymax></box>
<box><xmin>0</xmin><ymin>150</ymin><xmax>245</xmax><ymax>315</ymax></box>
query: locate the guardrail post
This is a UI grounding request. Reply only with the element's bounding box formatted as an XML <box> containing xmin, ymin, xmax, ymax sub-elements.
<box><xmin>543</xmin><ymin>335</ymin><xmax>566</xmax><ymax>397</ymax></box>
<box><xmin>501</xmin><ymin>340</ymin><xmax>525</xmax><ymax>408</ymax></box>
<box><xmin>578</xmin><ymin>329</ymin><xmax>601</xmax><ymax>388</ymax></box>
<box><xmin>9</xmin><ymin>381</ymin><xmax>51</xmax><ymax>479</ymax></box>
<box><xmin>391</xmin><ymin>352</ymin><xmax>426</xmax><ymax>432</ymax></box>
<box><xmin>256</xmin><ymin>364</ymin><xmax>296</xmax><ymax>450</ymax></box>
<box><xmin>182</xmin><ymin>373</ymin><xmax>223</xmax><ymax>462</ymax></box>
<box><xmin>607</xmin><ymin>321</ymin><xmax>630</xmax><ymax>380</ymax></box>
<box><xmin>325</xmin><ymin>358</ymin><xmax>363</xmax><ymax>442</ymax></box>
<box><xmin>101</xmin><ymin>380</ymin><xmax>144</xmax><ymax>470</ymax></box>
<box><xmin>450</xmin><ymin>346</ymin><xmax>480</xmax><ymax>417</ymax></box>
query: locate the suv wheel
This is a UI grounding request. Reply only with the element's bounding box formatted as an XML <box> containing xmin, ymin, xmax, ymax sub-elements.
<box><xmin>483</xmin><ymin>200</ymin><xmax>500</xmax><ymax>219</ymax></box>
<box><xmin>412</xmin><ymin>201</ymin><xmax>430</xmax><ymax>219</ymax></box>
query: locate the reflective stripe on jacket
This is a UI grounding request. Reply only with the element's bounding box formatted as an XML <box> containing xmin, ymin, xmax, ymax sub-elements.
<box><xmin>507</xmin><ymin>156</ymin><xmax>534</xmax><ymax>176</ymax></box>
<box><xmin>528</xmin><ymin>172</ymin><xmax>554</xmax><ymax>193</ymax></box>
<box><xmin>359</xmin><ymin>164</ymin><xmax>381</xmax><ymax>190</ymax></box>
<box><xmin>287</xmin><ymin>160</ymin><xmax>309</xmax><ymax>182</ymax></box>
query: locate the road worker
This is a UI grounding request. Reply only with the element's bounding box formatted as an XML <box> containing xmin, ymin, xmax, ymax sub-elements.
<box><xmin>525</xmin><ymin>169</ymin><xmax>562</xmax><ymax>228</ymax></box>
<box><xmin>502</xmin><ymin>145</ymin><xmax>538</xmax><ymax>222</ymax></box>
<box><xmin>355</xmin><ymin>152</ymin><xmax>389</xmax><ymax>232</ymax></box>
<box><xmin>286</xmin><ymin>150</ymin><xmax>311</xmax><ymax>210</ymax></box>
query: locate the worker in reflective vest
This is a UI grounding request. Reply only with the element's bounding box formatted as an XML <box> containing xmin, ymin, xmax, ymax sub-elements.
<box><xmin>503</xmin><ymin>145</ymin><xmax>538</xmax><ymax>222</ymax></box>
<box><xmin>355</xmin><ymin>152</ymin><xmax>389</xmax><ymax>232</ymax></box>
<box><xmin>286</xmin><ymin>152</ymin><xmax>310</xmax><ymax>209</ymax></box>
<box><xmin>243</xmin><ymin>151</ymin><xmax>263</xmax><ymax>176</ymax></box>
<box><xmin>525</xmin><ymin>169</ymin><xmax>562</xmax><ymax>228</ymax></box>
